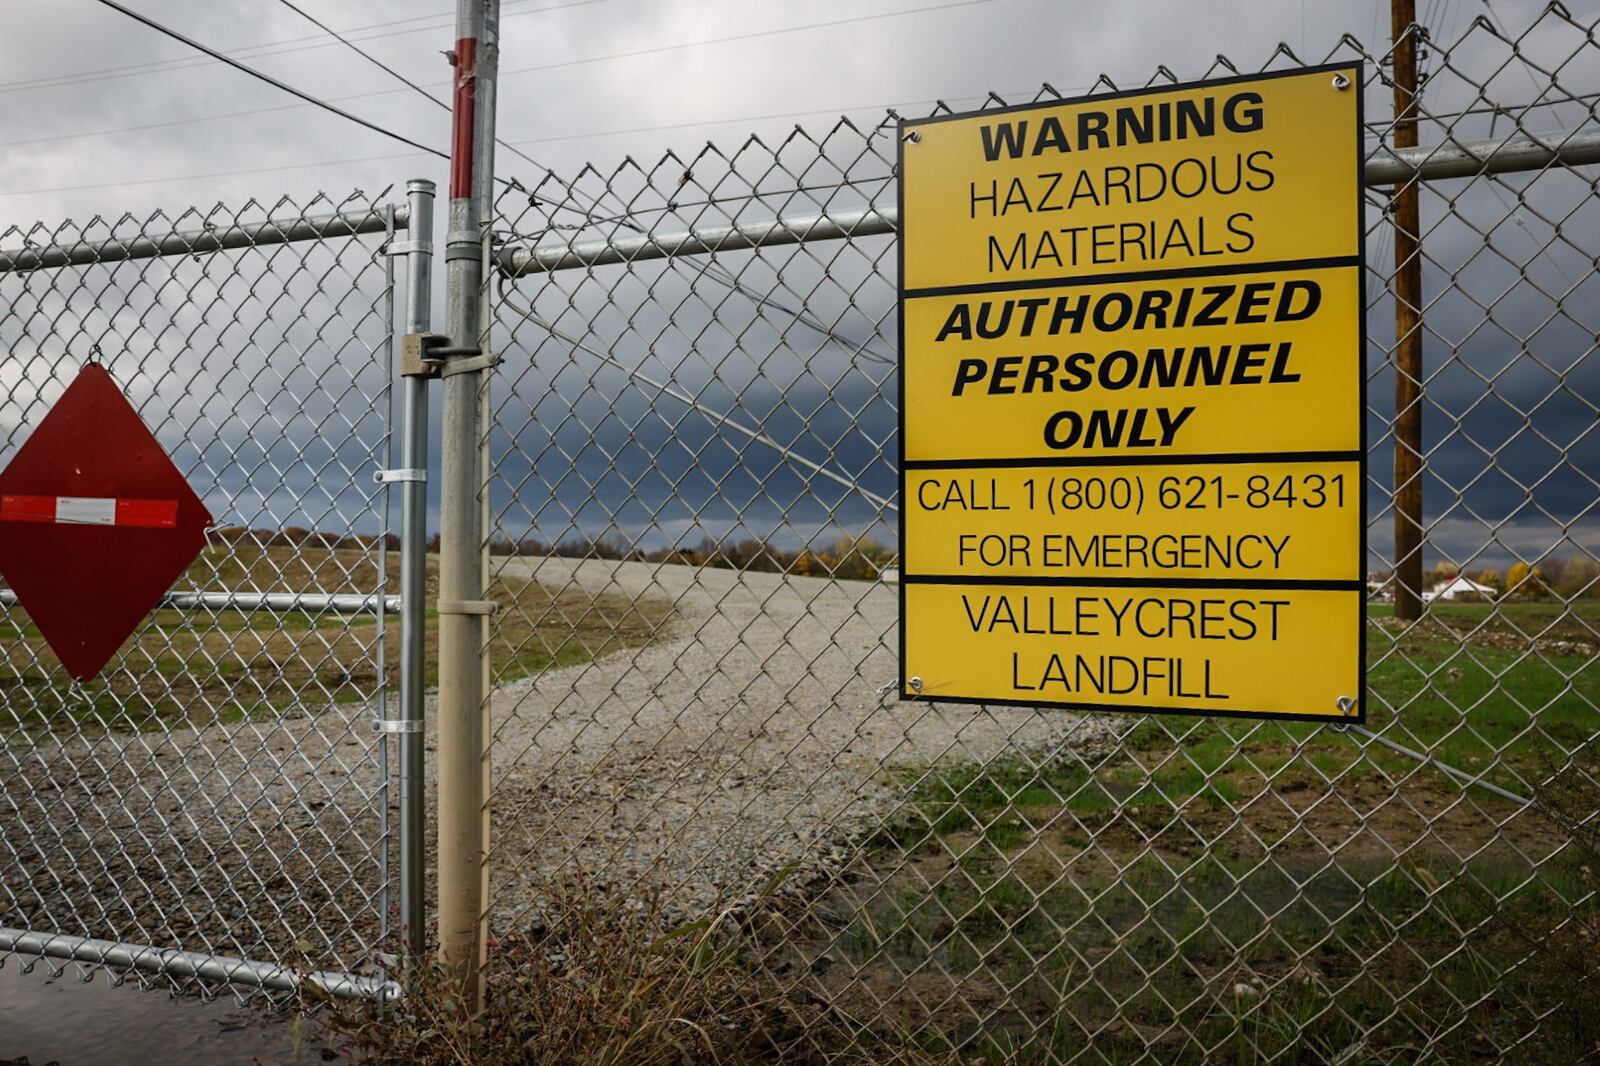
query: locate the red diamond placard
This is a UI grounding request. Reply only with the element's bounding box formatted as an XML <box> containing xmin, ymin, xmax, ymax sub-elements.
<box><xmin>0</xmin><ymin>363</ymin><xmax>212</xmax><ymax>681</ymax></box>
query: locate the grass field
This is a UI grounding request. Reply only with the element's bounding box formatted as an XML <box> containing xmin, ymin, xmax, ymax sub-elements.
<box><xmin>832</xmin><ymin>601</ymin><xmax>1600</xmax><ymax>1062</ymax></box>
<box><xmin>0</xmin><ymin>544</ymin><xmax>672</xmax><ymax>734</ymax></box>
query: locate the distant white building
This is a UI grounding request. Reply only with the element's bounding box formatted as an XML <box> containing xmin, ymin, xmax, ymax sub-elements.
<box><xmin>1424</xmin><ymin>575</ymin><xmax>1497</xmax><ymax>602</ymax></box>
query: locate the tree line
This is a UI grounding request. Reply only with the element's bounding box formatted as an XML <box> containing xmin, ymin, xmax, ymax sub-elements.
<box><xmin>1408</xmin><ymin>556</ymin><xmax>1600</xmax><ymax>600</ymax></box>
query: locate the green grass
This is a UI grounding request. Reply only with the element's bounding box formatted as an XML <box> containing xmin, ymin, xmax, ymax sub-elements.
<box><xmin>1369</xmin><ymin>598</ymin><xmax>1600</xmax><ymax>645</ymax></box>
<box><xmin>850</xmin><ymin>823</ymin><xmax>1591</xmax><ymax>1062</ymax></box>
<box><xmin>846</xmin><ymin>611</ymin><xmax>1600</xmax><ymax>1062</ymax></box>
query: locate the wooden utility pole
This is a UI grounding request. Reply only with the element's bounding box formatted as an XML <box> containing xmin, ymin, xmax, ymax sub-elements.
<box><xmin>1391</xmin><ymin>0</ymin><xmax>1425</xmax><ymax>621</ymax></box>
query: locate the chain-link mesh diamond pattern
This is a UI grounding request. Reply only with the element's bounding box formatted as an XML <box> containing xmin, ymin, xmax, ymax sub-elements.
<box><xmin>472</xmin><ymin>8</ymin><xmax>1600</xmax><ymax>1061</ymax></box>
<box><xmin>0</xmin><ymin>191</ymin><xmax>405</xmax><ymax>1000</ymax></box>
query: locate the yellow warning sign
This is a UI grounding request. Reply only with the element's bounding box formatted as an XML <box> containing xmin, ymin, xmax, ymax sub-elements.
<box><xmin>898</xmin><ymin>65</ymin><xmax>1366</xmax><ymax>723</ymax></box>
<box><xmin>901</xmin><ymin>66</ymin><xmax>1362</xmax><ymax>291</ymax></box>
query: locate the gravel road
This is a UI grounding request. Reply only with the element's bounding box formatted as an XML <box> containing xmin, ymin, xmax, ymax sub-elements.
<box><xmin>479</xmin><ymin>558</ymin><xmax>1121</xmax><ymax>926</ymax></box>
<box><xmin>3</xmin><ymin>560</ymin><xmax>1120</xmax><ymax>968</ymax></box>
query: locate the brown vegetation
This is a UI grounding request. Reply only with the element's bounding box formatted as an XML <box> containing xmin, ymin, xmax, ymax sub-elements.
<box><xmin>318</xmin><ymin>884</ymin><xmax>927</xmax><ymax>1066</ymax></box>
<box><xmin>2</xmin><ymin>542</ymin><xmax>671</xmax><ymax>733</ymax></box>
<box><xmin>487</xmin><ymin>532</ymin><xmax>897</xmax><ymax>582</ymax></box>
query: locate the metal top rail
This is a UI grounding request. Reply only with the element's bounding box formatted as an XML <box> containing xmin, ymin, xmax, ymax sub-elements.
<box><xmin>496</xmin><ymin>126</ymin><xmax>1600</xmax><ymax>277</ymax></box>
<box><xmin>0</xmin><ymin>205</ymin><xmax>408</xmax><ymax>274</ymax></box>
<box><xmin>0</xmin><ymin>589</ymin><xmax>401</xmax><ymax>615</ymax></box>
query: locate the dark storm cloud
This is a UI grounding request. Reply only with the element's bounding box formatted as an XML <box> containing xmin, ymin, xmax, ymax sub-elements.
<box><xmin>1</xmin><ymin>0</ymin><xmax>1594</xmax><ymax>570</ymax></box>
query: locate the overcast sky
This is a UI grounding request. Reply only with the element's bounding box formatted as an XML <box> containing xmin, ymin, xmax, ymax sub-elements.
<box><xmin>0</xmin><ymin>0</ymin><xmax>1559</xmax><ymax>221</ymax></box>
<box><xmin>1</xmin><ymin>0</ymin><xmax>1595</xmax><ymax>572</ymax></box>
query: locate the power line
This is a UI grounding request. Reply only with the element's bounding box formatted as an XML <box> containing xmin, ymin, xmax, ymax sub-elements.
<box><xmin>77</xmin><ymin>0</ymin><xmax>550</xmax><ymax>209</ymax></box>
<box><xmin>493</xmin><ymin>0</ymin><xmax>1010</xmax><ymax>82</ymax></box>
<box><xmin>267</xmin><ymin>0</ymin><xmax>449</xmax><ymax>109</ymax></box>
<box><xmin>0</xmin><ymin>94</ymin><xmax>938</xmax><ymax>197</ymax></box>
<box><xmin>89</xmin><ymin>0</ymin><xmax>449</xmax><ymax>164</ymax></box>
<box><xmin>13</xmin><ymin>0</ymin><xmax>1013</xmax><ymax>150</ymax></box>
<box><xmin>0</xmin><ymin>85</ymin><xmax>962</xmax><ymax>153</ymax></box>
<box><xmin>8</xmin><ymin>0</ymin><xmax>988</xmax><ymax>99</ymax></box>
<box><xmin>0</xmin><ymin>0</ymin><xmax>622</xmax><ymax>96</ymax></box>
<box><xmin>27</xmin><ymin>0</ymin><xmax>1013</xmax><ymax>219</ymax></box>
<box><xmin>503</xmin><ymin>88</ymin><xmax>1081</xmax><ymax>148</ymax></box>
<box><xmin>0</xmin><ymin>99</ymin><xmax>312</xmax><ymax>149</ymax></box>
<box><xmin>0</xmin><ymin>148</ymin><xmax>430</xmax><ymax>198</ymax></box>
<box><xmin>263</xmin><ymin>0</ymin><xmax>598</xmax><ymax>216</ymax></box>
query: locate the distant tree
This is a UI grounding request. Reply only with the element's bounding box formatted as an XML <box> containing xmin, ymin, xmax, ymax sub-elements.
<box><xmin>825</xmin><ymin>535</ymin><xmax>892</xmax><ymax>581</ymax></box>
<box><xmin>553</xmin><ymin>534</ymin><xmax>630</xmax><ymax>560</ymax></box>
<box><xmin>1506</xmin><ymin>561</ymin><xmax>1549</xmax><ymax>598</ymax></box>
<box><xmin>1470</xmin><ymin>569</ymin><xmax>1503</xmax><ymax>592</ymax></box>
<box><xmin>1540</xmin><ymin>555</ymin><xmax>1569</xmax><ymax>593</ymax></box>
<box><xmin>1556</xmin><ymin>556</ymin><xmax>1600</xmax><ymax>600</ymax></box>
<box><xmin>1424</xmin><ymin>563</ymin><xmax>1460</xmax><ymax>590</ymax></box>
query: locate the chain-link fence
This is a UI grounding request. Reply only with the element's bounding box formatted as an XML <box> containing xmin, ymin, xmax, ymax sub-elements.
<box><xmin>0</xmin><ymin>191</ymin><xmax>411</xmax><ymax>1000</ymax></box>
<box><xmin>482</xmin><ymin>5</ymin><xmax>1599</xmax><ymax>1061</ymax></box>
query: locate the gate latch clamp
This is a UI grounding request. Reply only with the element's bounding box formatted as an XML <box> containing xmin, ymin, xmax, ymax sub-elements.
<box><xmin>402</xmin><ymin>333</ymin><xmax>502</xmax><ymax>378</ymax></box>
<box><xmin>401</xmin><ymin>332</ymin><xmax>447</xmax><ymax>379</ymax></box>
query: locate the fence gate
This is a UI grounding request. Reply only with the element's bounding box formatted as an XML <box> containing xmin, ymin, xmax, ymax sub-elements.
<box><xmin>480</xmin><ymin>8</ymin><xmax>1600</xmax><ymax>1062</ymax></box>
<box><xmin>0</xmin><ymin>190</ymin><xmax>418</xmax><ymax>999</ymax></box>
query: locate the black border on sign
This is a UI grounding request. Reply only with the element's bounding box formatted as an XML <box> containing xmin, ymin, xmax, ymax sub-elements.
<box><xmin>896</xmin><ymin>61</ymin><xmax>1368</xmax><ymax>726</ymax></box>
<box><xmin>905</xmin><ymin>254</ymin><xmax>1361</xmax><ymax>300</ymax></box>
<box><xmin>1355</xmin><ymin>59</ymin><xmax>1369</xmax><ymax>727</ymax></box>
<box><xmin>905</xmin><ymin>449</ymin><xmax>1363</xmax><ymax>470</ymax></box>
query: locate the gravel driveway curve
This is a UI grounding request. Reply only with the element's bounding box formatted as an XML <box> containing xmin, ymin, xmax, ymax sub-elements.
<box><xmin>478</xmin><ymin>558</ymin><xmax>1121</xmax><ymax>927</ymax></box>
<box><xmin>2</xmin><ymin>559</ymin><xmax>1119</xmax><ymax>968</ymax></box>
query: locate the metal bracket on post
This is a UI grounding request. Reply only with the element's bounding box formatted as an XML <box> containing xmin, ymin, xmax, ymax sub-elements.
<box><xmin>374</xmin><ymin>468</ymin><xmax>427</xmax><ymax>484</ymax></box>
<box><xmin>401</xmin><ymin>332</ymin><xmax>447</xmax><ymax>379</ymax></box>
<box><xmin>437</xmin><ymin>350</ymin><xmax>502</xmax><ymax>377</ymax></box>
<box><xmin>444</xmin><ymin>229</ymin><xmax>484</xmax><ymax>262</ymax></box>
<box><xmin>404</xmin><ymin>334</ymin><xmax>501</xmax><ymax>379</ymax></box>
<box><xmin>384</xmin><ymin>238</ymin><xmax>434</xmax><ymax>257</ymax></box>
<box><xmin>374</xmin><ymin>718</ymin><xmax>425</xmax><ymax>734</ymax></box>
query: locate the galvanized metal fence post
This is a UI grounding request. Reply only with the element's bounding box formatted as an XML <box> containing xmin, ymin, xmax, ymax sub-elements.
<box><xmin>397</xmin><ymin>178</ymin><xmax>436</xmax><ymax>959</ymax></box>
<box><xmin>437</xmin><ymin>0</ymin><xmax>499</xmax><ymax>1006</ymax></box>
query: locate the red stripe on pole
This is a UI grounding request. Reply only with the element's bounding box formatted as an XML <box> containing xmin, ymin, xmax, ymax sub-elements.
<box><xmin>0</xmin><ymin>494</ymin><xmax>178</xmax><ymax>528</ymax></box>
<box><xmin>449</xmin><ymin>36</ymin><xmax>478</xmax><ymax>199</ymax></box>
